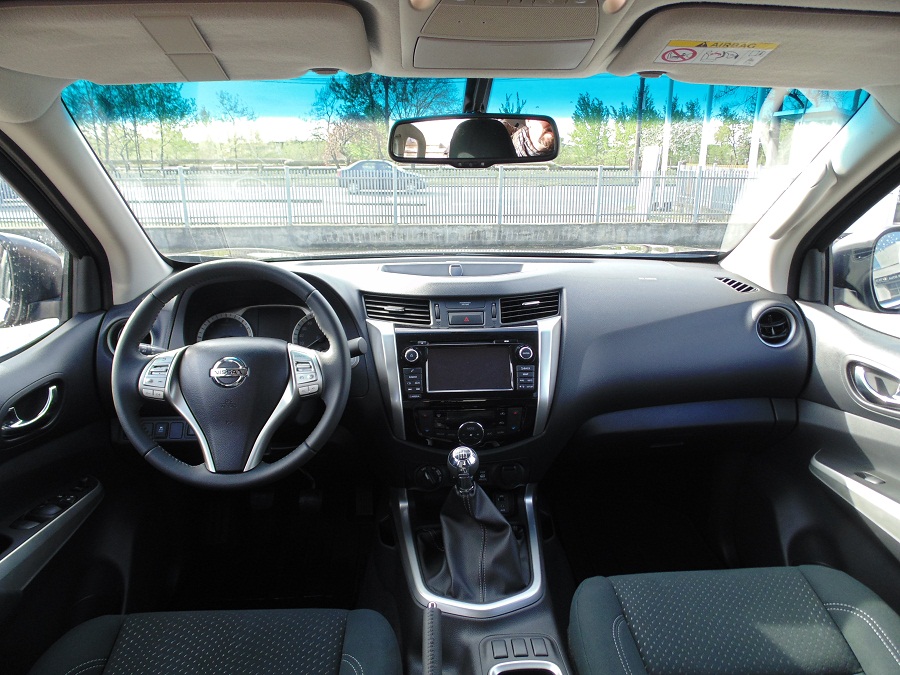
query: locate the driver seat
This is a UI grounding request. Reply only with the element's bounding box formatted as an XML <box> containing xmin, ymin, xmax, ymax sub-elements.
<box><xmin>29</xmin><ymin>607</ymin><xmax>401</xmax><ymax>674</ymax></box>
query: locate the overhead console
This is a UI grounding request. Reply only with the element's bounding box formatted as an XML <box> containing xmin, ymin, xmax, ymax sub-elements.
<box><xmin>400</xmin><ymin>0</ymin><xmax>617</xmax><ymax>72</ymax></box>
<box><xmin>365</xmin><ymin>290</ymin><xmax>562</xmax><ymax>449</ymax></box>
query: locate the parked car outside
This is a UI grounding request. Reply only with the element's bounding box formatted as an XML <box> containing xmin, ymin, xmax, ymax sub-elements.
<box><xmin>337</xmin><ymin>159</ymin><xmax>426</xmax><ymax>193</ymax></box>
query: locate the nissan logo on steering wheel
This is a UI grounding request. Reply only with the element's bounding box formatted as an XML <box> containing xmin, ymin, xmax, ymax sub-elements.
<box><xmin>209</xmin><ymin>357</ymin><xmax>249</xmax><ymax>388</ymax></box>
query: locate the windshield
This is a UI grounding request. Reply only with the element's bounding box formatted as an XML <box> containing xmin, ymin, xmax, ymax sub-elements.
<box><xmin>62</xmin><ymin>74</ymin><xmax>866</xmax><ymax>261</ymax></box>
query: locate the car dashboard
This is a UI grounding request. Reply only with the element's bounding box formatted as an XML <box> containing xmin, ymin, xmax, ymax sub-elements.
<box><xmin>98</xmin><ymin>254</ymin><xmax>810</xmax><ymax>488</ymax></box>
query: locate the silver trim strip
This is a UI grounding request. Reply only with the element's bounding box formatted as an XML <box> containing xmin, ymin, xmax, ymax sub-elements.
<box><xmin>810</xmin><ymin>452</ymin><xmax>900</xmax><ymax>549</ymax></box>
<box><xmin>366</xmin><ymin>319</ymin><xmax>405</xmax><ymax>439</ymax></box>
<box><xmin>162</xmin><ymin>348</ymin><xmax>217</xmax><ymax>472</ymax></box>
<box><xmin>243</xmin><ymin>344</ymin><xmax>322</xmax><ymax>471</ymax></box>
<box><xmin>393</xmin><ymin>485</ymin><xmax>543</xmax><ymax>618</ymax></box>
<box><xmin>3</xmin><ymin>384</ymin><xmax>58</xmax><ymax>431</ymax></box>
<box><xmin>534</xmin><ymin>316</ymin><xmax>561</xmax><ymax>435</ymax></box>
<box><xmin>489</xmin><ymin>661</ymin><xmax>563</xmax><ymax>675</ymax></box>
<box><xmin>0</xmin><ymin>482</ymin><xmax>103</xmax><ymax>593</ymax></box>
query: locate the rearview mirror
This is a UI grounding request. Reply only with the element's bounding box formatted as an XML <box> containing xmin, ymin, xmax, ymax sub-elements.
<box><xmin>873</xmin><ymin>229</ymin><xmax>900</xmax><ymax>311</ymax></box>
<box><xmin>389</xmin><ymin>114</ymin><xmax>559</xmax><ymax>168</ymax></box>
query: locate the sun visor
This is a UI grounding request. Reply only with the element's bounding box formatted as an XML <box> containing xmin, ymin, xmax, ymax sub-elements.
<box><xmin>608</xmin><ymin>6</ymin><xmax>900</xmax><ymax>90</ymax></box>
<box><xmin>0</xmin><ymin>2</ymin><xmax>371</xmax><ymax>84</ymax></box>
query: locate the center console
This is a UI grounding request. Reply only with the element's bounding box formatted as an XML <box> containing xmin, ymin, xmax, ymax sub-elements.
<box><xmin>396</xmin><ymin>329</ymin><xmax>539</xmax><ymax>447</ymax></box>
<box><xmin>366</xmin><ymin>299</ymin><xmax>561</xmax><ymax>457</ymax></box>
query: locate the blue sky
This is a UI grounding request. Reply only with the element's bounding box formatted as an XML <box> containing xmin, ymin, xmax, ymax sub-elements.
<box><xmin>183</xmin><ymin>73</ymin><xmax>736</xmax><ymax>122</ymax></box>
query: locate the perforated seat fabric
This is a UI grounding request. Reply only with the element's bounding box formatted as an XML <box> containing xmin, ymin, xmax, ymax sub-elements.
<box><xmin>569</xmin><ymin>566</ymin><xmax>900</xmax><ymax>675</ymax></box>
<box><xmin>29</xmin><ymin>608</ymin><xmax>401</xmax><ymax>675</ymax></box>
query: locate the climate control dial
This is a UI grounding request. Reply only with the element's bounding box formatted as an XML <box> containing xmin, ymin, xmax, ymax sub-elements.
<box><xmin>457</xmin><ymin>421</ymin><xmax>485</xmax><ymax>445</ymax></box>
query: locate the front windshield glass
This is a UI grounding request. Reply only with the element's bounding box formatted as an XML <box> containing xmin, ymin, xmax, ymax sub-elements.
<box><xmin>62</xmin><ymin>73</ymin><xmax>866</xmax><ymax>261</ymax></box>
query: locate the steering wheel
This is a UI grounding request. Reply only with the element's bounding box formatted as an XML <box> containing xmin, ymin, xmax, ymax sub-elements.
<box><xmin>111</xmin><ymin>259</ymin><xmax>351</xmax><ymax>489</ymax></box>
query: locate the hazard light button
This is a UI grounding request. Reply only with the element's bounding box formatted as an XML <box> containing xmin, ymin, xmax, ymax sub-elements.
<box><xmin>448</xmin><ymin>311</ymin><xmax>484</xmax><ymax>326</ymax></box>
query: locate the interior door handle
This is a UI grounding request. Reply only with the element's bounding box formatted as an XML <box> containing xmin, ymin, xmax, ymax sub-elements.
<box><xmin>850</xmin><ymin>363</ymin><xmax>900</xmax><ymax>411</ymax></box>
<box><xmin>2</xmin><ymin>384</ymin><xmax>59</xmax><ymax>431</ymax></box>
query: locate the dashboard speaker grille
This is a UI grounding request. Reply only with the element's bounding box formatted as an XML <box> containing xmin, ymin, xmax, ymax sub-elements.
<box><xmin>716</xmin><ymin>276</ymin><xmax>757</xmax><ymax>293</ymax></box>
<box><xmin>363</xmin><ymin>293</ymin><xmax>431</xmax><ymax>326</ymax></box>
<box><xmin>500</xmin><ymin>290</ymin><xmax>560</xmax><ymax>324</ymax></box>
<box><xmin>756</xmin><ymin>308</ymin><xmax>794</xmax><ymax>347</ymax></box>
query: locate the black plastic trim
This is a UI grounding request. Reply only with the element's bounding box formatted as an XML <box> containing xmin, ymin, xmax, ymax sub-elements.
<box><xmin>789</xmin><ymin>151</ymin><xmax>900</xmax><ymax>301</ymax></box>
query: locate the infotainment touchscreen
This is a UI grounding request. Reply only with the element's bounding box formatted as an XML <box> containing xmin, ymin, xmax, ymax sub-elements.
<box><xmin>426</xmin><ymin>345</ymin><xmax>514</xmax><ymax>393</ymax></box>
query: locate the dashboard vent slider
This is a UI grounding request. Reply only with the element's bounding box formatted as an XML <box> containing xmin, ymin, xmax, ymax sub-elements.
<box><xmin>500</xmin><ymin>290</ymin><xmax>560</xmax><ymax>324</ymax></box>
<box><xmin>363</xmin><ymin>293</ymin><xmax>432</xmax><ymax>326</ymax></box>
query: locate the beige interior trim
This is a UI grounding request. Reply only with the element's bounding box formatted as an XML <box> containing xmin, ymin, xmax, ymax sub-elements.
<box><xmin>722</xmin><ymin>98</ymin><xmax>900</xmax><ymax>293</ymax></box>
<box><xmin>608</xmin><ymin>6</ymin><xmax>900</xmax><ymax>90</ymax></box>
<box><xmin>0</xmin><ymin>103</ymin><xmax>172</xmax><ymax>303</ymax></box>
<box><xmin>0</xmin><ymin>2</ymin><xmax>371</xmax><ymax>84</ymax></box>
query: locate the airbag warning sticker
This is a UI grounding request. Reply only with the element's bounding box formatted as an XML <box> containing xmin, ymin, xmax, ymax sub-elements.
<box><xmin>655</xmin><ymin>41</ymin><xmax>778</xmax><ymax>67</ymax></box>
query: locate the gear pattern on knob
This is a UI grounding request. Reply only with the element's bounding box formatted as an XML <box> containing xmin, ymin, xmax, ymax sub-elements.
<box><xmin>448</xmin><ymin>446</ymin><xmax>479</xmax><ymax>495</ymax></box>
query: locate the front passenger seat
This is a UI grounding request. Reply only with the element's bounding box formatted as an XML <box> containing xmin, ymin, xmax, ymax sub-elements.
<box><xmin>30</xmin><ymin>607</ymin><xmax>401</xmax><ymax>674</ymax></box>
<box><xmin>569</xmin><ymin>565</ymin><xmax>900</xmax><ymax>674</ymax></box>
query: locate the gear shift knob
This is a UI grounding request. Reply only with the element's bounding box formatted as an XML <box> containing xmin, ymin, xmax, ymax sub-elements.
<box><xmin>448</xmin><ymin>446</ymin><xmax>479</xmax><ymax>495</ymax></box>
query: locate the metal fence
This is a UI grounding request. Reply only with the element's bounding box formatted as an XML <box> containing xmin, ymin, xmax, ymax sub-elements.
<box><xmin>0</xmin><ymin>165</ymin><xmax>757</xmax><ymax>231</ymax></box>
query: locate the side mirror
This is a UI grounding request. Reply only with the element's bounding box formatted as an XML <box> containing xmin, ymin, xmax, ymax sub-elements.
<box><xmin>389</xmin><ymin>114</ymin><xmax>559</xmax><ymax>168</ymax></box>
<box><xmin>873</xmin><ymin>229</ymin><xmax>900</xmax><ymax>311</ymax></box>
<box><xmin>0</xmin><ymin>233</ymin><xmax>63</xmax><ymax>328</ymax></box>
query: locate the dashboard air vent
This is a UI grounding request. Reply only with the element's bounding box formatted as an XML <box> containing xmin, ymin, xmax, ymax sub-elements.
<box><xmin>716</xmin><ymin>276</ymin><xmax>757</xmax><ymax>293</ymax></box>
<box><xmin>500</xmin><ymin>290</ymin><xmax>560</xmax><ymax>324</ymax></box>
<box><xmin>756</xmin><ymin>308</ymin><xmax>795</xmax><ymax>347</ymax></box>
<box><xmin>363</xmin><ymin>293</ymin><xmax>431</xmax><ymax>326</ymax></box>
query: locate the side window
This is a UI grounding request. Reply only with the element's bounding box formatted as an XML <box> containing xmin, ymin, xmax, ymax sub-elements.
<box><xmin>0</xmin><ymin>177</ymin><xmax>68</xmax><ymax>357</ymax></box>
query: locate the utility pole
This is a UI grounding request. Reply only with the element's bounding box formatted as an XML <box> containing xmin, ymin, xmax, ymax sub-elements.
<box><xmin>633</xmin><ymin>76</ymin><xmax>646</xmax><ymax>172</ymax></box>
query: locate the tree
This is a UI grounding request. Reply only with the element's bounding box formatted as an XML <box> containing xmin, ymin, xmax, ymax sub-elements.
<box><xmin>498</xmin><ymin>92</ymin><xmax>527</xmax><ymax>114</ymax></box>
<box><xmin>62</xmin><ymin>81</ymin><xmax>118</xmax><ymax>162</ymax></box>
<box><xmin>668</xmin><ymin>96</ymin><xmax>703</xmax><ymax>167</ymax></box>
<box><xmin>106</xmin><ymin>85</ymin><xmax>153</xmax><ymax>172</ymax></box>
<box><xmin>313</xmin><ymin>75</ymin><xmax>459</xmax><ymax>162</ymax></box>
<box><xmin>144</xmin><ymin>84</ymin><xmax>196</xmax><ymax>169</ymax></box>
<box><xmin>711</xmin><ymin>104</ymin><xmax>752</xmax><ymax>165</ymax></box>
<box><xmin>217</xmin><ymin>91</ymin><xmax>257</xmax><ymax>165</ymax></box>
<box><xmin>564</xmin><ymin>93</ymin><xmax>612</xmax><ymax>164</ymax></box>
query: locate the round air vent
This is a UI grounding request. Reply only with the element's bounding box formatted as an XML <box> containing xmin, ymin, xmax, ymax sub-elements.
<box><xmin>756</xmin><ymin>308</ymin><xmax>795</xmax><ymax>348</ymax></box>
<box><xmin>106</xmin><ymin>319</ymin><xmax>152</xmax><ymax>353</ymax></box>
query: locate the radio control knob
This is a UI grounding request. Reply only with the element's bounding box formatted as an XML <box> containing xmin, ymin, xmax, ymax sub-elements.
<box><xmin>403</xmin><ymin>348</ymin><xmax>420</xmax><ymax>363</ymax></box>
<box><xmin>517</xmin><ymin>345</ymin><xmax>534</xmax><ymax>361</ymax></box>
<box><xmin>458</xmin><ymin>421</ymin><xmax>485</xmax><ymax>445</ymax></box>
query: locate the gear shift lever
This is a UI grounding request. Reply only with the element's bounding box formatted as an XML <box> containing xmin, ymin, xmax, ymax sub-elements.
<box><xmin>447</xmin><ymin>446</ymin><xmax>479</xmax><ymax>496</ymax></box>
<box><xmin>414</xmin><ymin>445</ymin><xmax>529</xmax><ymax>603</ymax></box>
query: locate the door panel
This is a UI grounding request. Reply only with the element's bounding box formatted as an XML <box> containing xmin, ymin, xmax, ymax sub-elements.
<box><xmin>0</xmin><ymin>311</ymin><xmax>108</xmax><ymax>673</ymax></box>
<box><xmin>796</xmin><ymin>301</ymin><xmax>900</xmax><ymax>599</ymax></box>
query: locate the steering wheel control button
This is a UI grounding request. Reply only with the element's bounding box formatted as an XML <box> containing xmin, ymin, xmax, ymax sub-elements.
<box><xmin>209</xmin><ymin>356</ymin><xmax>249</xmax><ymax>388</ymax></box>
<box><xmin>290</xmin><ymin>351</ymin><xmax>322</xmax><ymax>397</ymax></box>
<box><xmin>458</xmin><ymin>421</ymin><xmax>485</xmax><ymax>445</ymax></box>
<box><xmin>140</xmin><ymin>355</ymin><xmax>175</xmax><ymax>399</ymax></box>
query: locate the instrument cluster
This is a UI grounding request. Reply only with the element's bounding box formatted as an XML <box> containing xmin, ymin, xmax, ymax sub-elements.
<box><xmin>194</xmin><ymin>304</ymin><xmax>329</xmax><ymax>351</ymax></box>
